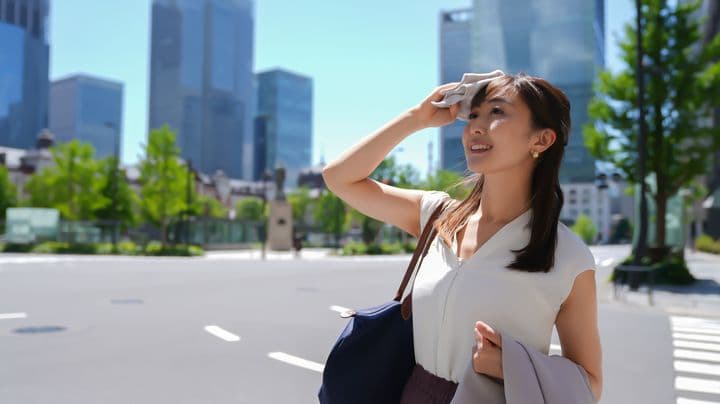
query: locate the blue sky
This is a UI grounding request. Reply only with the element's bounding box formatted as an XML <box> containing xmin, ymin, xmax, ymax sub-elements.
<box><xmin>49</xmin><ymin>0</ymin><xmax>634</xmax><ymax>178</ymax></box>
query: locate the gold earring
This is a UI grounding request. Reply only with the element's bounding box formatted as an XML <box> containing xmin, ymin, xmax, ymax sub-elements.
<box><xmin>532</xmin><ymin>151</ymin><xmax>539</xmax><ymax>159</ymax></box>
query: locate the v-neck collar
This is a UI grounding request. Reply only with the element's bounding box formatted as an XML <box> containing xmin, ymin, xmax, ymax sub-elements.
<box><xmin>446</xmin><ymin>208</ymin><xmax>532</xmax><ymax>266</ymax></box>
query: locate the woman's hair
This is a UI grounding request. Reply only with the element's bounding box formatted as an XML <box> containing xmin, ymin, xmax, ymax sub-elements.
<box><xmin>433</xmin><ymin>72</ymin><xmax>571</xmax><ymax>273</ymax></box>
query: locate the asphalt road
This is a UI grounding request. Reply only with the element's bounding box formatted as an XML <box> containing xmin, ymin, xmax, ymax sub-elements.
<box><xmin>0</xmin><ymin>246</ymin><xmax>717</xmax><ymax>403</ymax></box>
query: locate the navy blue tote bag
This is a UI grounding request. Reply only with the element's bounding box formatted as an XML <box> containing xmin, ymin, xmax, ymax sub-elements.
<box><xmin>318</xmin><ymin>200</ymin><xmax>449</xmax><ymax>404</ymax></box>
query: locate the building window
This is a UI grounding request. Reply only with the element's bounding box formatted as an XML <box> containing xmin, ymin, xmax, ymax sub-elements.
<box><xmin>19</xmin><ymin>2</ymin><xmax>25</xmax><ymax>27</ymax></box>
<box><xmin>6</xmin><ymin>0</ymin><xmax>15</xmax><ymax>24</ymax></box>
<box><xmin>31</xmin><ymin>8</ymin><xmax>39</xmax><ymax>38</ymax></box>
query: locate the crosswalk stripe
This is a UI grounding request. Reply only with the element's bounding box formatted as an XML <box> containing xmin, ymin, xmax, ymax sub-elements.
<box><xmin>673</xmin><ymin>326</ymin><xmax>720</xmax><ymax>336</ymax></box>
<box><xmin>675</xmin><ymin>376</ymin><xmax>720</xmax><ymax>395</ymax></box>
<box><xmin>672</xmin><ymin>316</ymin><xmax>720</xmax><ymax>330</ymax></box>
<box><xmin>675</xmin><ymin>349</ymin><xmax>720</xmax><ymax>363</ymax></box>
<box><xmin>677</xmin><ymin>397</ymin><xmax>720</xmax><ymax>404</ymax></box>
<box><xmin>672</xmin><ymin>316</ymin><xmax>720</xmax><ymax>402</ymax></box>
<box><xmin>674</xmin><ymin>360</ymin><xmax>720</xmax><ymax>376</ymax></box>
<box><xmin>674</xmin><ymin>340</ymin><xmax>720</xmax><ymax>352</ymax></box>
<box><xmin>674</xmin><ymin>333</ymin><xmax>720</xmax><ymax>343</ymax></box>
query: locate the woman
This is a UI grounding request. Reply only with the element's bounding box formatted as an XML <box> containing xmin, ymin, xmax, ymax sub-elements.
<box><xmin>321</xmin><ymin>72</ymin><xmax>603</xmax><ymax>403</ymax></box>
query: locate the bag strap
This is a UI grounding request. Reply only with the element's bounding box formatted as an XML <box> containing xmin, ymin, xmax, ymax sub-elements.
<box><xmin>393</xmin><ymin>197</ymin><xmax>450</xmax><ymax>320</ymax></box>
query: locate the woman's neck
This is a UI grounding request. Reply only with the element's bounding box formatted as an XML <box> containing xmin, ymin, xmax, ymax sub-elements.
<box><xmin>477</xmin><ymin>171</ymin><xmax>533</xmax><ymax>224</ymax></box>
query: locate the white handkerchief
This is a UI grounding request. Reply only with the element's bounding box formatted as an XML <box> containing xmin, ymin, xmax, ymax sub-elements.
<box><xmin>431</xmin><ymin>70</ymin><xmax>506</xmax><ymax>121</ymax></box>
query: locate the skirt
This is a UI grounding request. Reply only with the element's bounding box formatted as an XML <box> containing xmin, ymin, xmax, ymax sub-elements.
<box><xmin>400</xmin><ymin>363</ymin><xmax>459</xmax><ymax>404</ymax></box>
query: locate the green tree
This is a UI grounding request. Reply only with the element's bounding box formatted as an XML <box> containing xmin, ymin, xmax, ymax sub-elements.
<box><xmin>191</xmin><ymin>194</ymin><xmax>228</xmax><ymax>219</ymax></box>
<box><xmin>370</xmin><ymin>155</ymin><xmax>423</xmax><ymax>188</ymax></box>
<box><xmin>94</xmin><ymin>156</ymin><xmax>139</xmax><ymax>230</ymax></box>
<box><xmin>584</xmin><ymin>0</ymin><xmax>720</xmax><ymax>253</ymax></box>
<box><xmin>0</xmin><ymin>165</ymin><xmax>17</xmax><ymax>219</ymax></box>
<box><xmin>314</xmin><ymin>189</ymin><xmax>351</xmax><ymax>248</ymax></box>
<box><xmin>353</xmin><ymin>156</ymin><xmax>425</xmax><ymax>244</ymax></box>
<box><xmin>138</xmin><ymin>125</ymin><xmax>187</xmax><ymax>246</ymax></box>
<box><xmin>287</xmin><ymin>185</ymin><xmax>313</xmax><ymax>229</ymax></box>
<box><xmin>571</xmin><ymin>214</ymin><xmax>598</xmax><ymax>245</ymax></box>
<box><xmin>422</xmin><ymin>169</ymin><xmax>468</xmax><ymax>200</ymax></box>
<box><xmin>24</xmin><ymin>140</ymin><xmax>105</xmax><ymax>220</ymax></box>
<box><xmin>235</xmin><ymin>197</ymin><xmax>267</xmax><ymax>221</ymax></box>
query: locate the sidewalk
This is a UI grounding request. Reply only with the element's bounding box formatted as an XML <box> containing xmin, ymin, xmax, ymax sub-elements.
<box><xmin>609</xmin><ymin>248</ymin><xmax>720</xmax><ymax>318</ymax></box>
<box><xmin>204</xmin><ymin>248</ymin><xmax>414</xmax><ymax>261</ymax></box>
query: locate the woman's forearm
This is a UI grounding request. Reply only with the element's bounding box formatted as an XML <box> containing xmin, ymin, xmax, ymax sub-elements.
<box><xmin>322</xmin><ymin>110</ymin><xmax>425</xmax><ymax>185</ymax></box>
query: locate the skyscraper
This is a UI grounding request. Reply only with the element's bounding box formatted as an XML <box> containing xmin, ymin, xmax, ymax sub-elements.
<box><xmin>468</xmin><ymin>0</ymin><xmax>604</xmax><ymax>183</ymax></box>
<box><xmin>0</xmin><ymin>0</ymin><xmax>50</xmax><ymax>150</ymax></box>
<box><xmin>148</xmin><ymin>0</ymin><xmax>255</xmax><ymax>179</ymax></box>
<box><xmin>50</xmin><ymin>74</ymin><xmax>123</xmax><ymax>159</ymax></box>
<box><xmin>254</xmin><ymin>69</ymin><xmax>313</xmax><ymax>189</ymax></box>
<box><xmin>438</xmin><ymin>8</ymin><xmax>473</xmax><ymax>174</ymax></box>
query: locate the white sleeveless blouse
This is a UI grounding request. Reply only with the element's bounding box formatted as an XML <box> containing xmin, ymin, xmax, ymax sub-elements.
<box><xmin>405</xmin><ymin>190</ymin><xmax>597</xmax><ymax>383</ymax></box>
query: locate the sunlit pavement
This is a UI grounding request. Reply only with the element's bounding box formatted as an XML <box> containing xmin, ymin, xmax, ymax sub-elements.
<box><xmin>0</xmin><ymin>245</ymin><xmax>718</xmax><ymax>403</ymax></box>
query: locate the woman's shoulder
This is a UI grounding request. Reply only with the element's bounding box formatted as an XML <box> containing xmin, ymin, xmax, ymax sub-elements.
<box><xmin>419</xmin><ymin>190</ymin><xmax>455</xmax><ymax>233</ymax></box>
<box><xmin>554</xmin><ymin>222</ymin><xmax>597</xmax><ymax>274</ymax></box>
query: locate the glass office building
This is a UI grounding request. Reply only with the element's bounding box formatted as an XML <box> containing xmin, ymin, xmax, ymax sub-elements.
<box><xmin>439</xmin><ymin>8</ymin><xmax>473</xmax><ymax>174</ymax></box>
<box><xmin>469</xmin><ymin>0</ymin><xmax>604</xmax><ymax>183</ymax></box>
<box><xmin>148</xmin><ymin>0</ymin><xmax>255</xmax><ymax>179</ymax></box>
<box><xmin>50</xmin><ymin>75</ymin><xmax>123</xmax><ymax>159</ymax></box>
<box><xmin>254</xmin><ymin>69</ymin><xmax>313</xmax><ymax>189</ymax></box>
<box><xmin>0</xmin><ymin>0</ymin><xmax>50</xmax><ymax>150</ymax></box>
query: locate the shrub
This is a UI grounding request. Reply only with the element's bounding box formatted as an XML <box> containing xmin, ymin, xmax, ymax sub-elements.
<box><xmin>696</xmin><ymin>234</ymin><xmax>720</xmax><ymax>254</ymax></box>
<box><xmin>610</xmin><ymin>253</ymin><xmax>695</xmax><ymax>285</ymax></box>
<box><xmin>143</xmin><ymin>242</ymin><xmax>203</xmax><ymax>256</ymax></box>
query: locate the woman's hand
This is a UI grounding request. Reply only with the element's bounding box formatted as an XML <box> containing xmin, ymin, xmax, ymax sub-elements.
<box><xmin>408</xmin><ymin>83</ymin><xmax>461</xmax><ymax>128</ymax></box>
<box><xmin>472</xmin><ymin>321</ymin><xmax>504</xmax><ymax>380</ymax></box>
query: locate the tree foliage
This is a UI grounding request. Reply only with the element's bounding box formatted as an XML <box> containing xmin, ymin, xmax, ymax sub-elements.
<box><xmin>584</xmin><ymin>0</ymin><xmax>720</xmax><ymax>249</ymax></box>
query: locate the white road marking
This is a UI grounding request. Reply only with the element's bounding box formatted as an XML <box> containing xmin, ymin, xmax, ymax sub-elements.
<box><xmin>675</xmin><ymin>349</ymin><xmax>720</xmax><ymax>363</ymax></box>
<box><xmin>673</xmin><ymin>326</ymin><xmax>720</xmax><ymax>336</ymax></box>
<box><xmin>0</xmin><ymin>312</ymin><xmax>27</xmax><ymax>320</ymax></box>
<box><xmin>268</xmin><ymin>352</ymin><xmax>325</xmax><ymax>373</ymax></box>
<box><xmin>674</xmin><ymin>333</ymin><xmax>720</xmax><ymax>343</ymax></box>
<box><xmin>674</xmin><ymin>340</ymin><xmax>720</xmax><ymax>352</ymax></box>
<box><xmin>675</xmin><ymin>376</ymin><xmax>720</xmax><ymax>395</ymax></box>
<box><xmin>677</xmin><ymin>398</ymin><xmax>720</xmax><ymax>404</ymax></box>
<box><xmin>329</xmin><ymin>305</ymin><xmax>351</xmax><ymax>314</ymax></box>
<box><xmin>673</xmin><ymin>316</ymin><xmax>720</xmax><ymax>402</ymax></box>
<box><xmin>672</xmin><ymin>316</ymin><xmax>720</xmax><ymax>330</ymax></box>
<box><xmin>204</xmin><ymin>325</ymin><xmax>240</xmax><ymax>342</ymax></box>
<box><xmin>674</xmin><ymin>360</ymin><xmax>720</xmax><ymax>376</ymax></box>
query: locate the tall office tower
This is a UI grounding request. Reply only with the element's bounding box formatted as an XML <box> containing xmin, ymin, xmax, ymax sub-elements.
<box><xmin>470</xmin><ymin>0</ymin><xmax>604</xmax><ymax>183</ymax></box>
<box><xmin>254</xmin><ymin>69</ymin><xmax>313</xmax><ymax>189</ymax></box>
<box><xmin>148</xmin><ymin>0</ymin><xmax>255</xmax><ymax>179</ymax></box>
<box><xmin>438</xmin><ymin>8</ymin><xmax>473</xmax><ymax>174</ymax></box>
<box><xmin>50</xmin><ymin>74</ymin><xmax>123</xmax><ymax>159</ymax></box>
<box><xmin>0</xmin><ymin>0</ymin><xmax>50</xmax><ymax>150</ymax></box>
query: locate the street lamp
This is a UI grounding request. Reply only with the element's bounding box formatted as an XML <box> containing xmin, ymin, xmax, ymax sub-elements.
<box><xmin>260</xmin><ymin>169</ymin><xmax>272</xmax><ymax>260</ymax></box>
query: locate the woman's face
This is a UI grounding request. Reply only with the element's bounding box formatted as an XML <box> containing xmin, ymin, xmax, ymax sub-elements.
<box><xmin>462</xmin><ymin>87</ymin><xmax>538</xmax><ymax>175</ymax></box>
